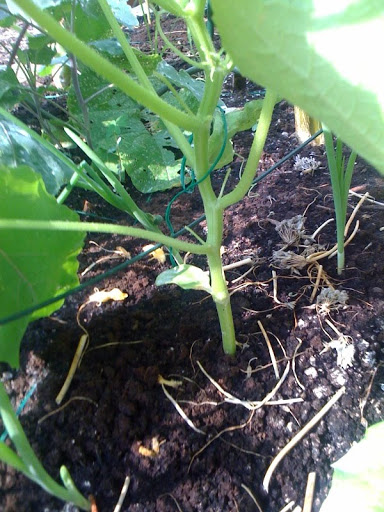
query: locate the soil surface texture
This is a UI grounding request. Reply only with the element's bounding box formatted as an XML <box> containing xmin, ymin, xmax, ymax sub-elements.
<box><xmin>1</xmin><ymin>15</ymin><xmax>384</xmax><ymax>512</ymax></box>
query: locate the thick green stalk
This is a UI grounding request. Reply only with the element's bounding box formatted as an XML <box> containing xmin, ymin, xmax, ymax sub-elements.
<box><xmin>11</xmin><ymin>0</ymin><xmax>199</xmax><ymax>133</ymax></box>
<box><xmin>190</xmin><ymin>63</ymin><xmax>236</xmax><ymax>354</ymax></box>
<box><xmin>0</xmin><ymin>383</ymin><xmax>90</xmax><ymax>510</ymax></box>
<box><xmin>219</xmin><ymin>89</ymin><xmax>277</xmax><ymax>209</ymax></box>
<box><xmin>193</xmin><ymin>124</ymin><xmax>236</xmax><ymax>354</ymax></box>
<box><xmin>206</xmin><ymin>228</ymin><xmax>237</xmax><ymax>355</ymax></box>
<box><xmin>0</xmin><ymin>219</ymin><xmax>208</xmax><ymax>255</ymax></box>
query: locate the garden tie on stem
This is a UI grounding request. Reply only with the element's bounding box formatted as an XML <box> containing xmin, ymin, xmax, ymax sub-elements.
<box><xmin>0</xmin><ymin>382</ymin><xmax>38</xmax><ymax>442</ymax></box>
<box><xmin>165</xmin><ymin>105</ymin><xmax>228</xmax><ymax>265</ymax></box>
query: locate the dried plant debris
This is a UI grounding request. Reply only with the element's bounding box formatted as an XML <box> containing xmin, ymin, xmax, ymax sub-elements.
<box><xmin>322</xmin><ymin>335</ymin><xmax>355</xmax><ymax>369</ymax></box>
<box><xmin>271</xmin><ymin>249</ymin><xmax>308</xmax><ymax>273</ymax></box>
<box><xmin>316</xmin><ymin>288</ymin><xmax>349</xmax><ymax>315</ymax></box>
<box><xmin>269</xmin><ymin>215</ymin><xmax>306</xmax><ymax>247</ymax></box>
<box><xmin>300</xmin><ymin>240</ymin><xmax>326</xmax><ymax>257</ymax></box>
<box><xmin>294</xmin><ymin>155</ymin><xmax>321</xmax><ymax>174</ymax></box>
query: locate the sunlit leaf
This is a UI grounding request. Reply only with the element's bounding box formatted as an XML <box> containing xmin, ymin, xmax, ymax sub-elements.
<box><xmin>90</xmin><ymin>39</ymin><xmax>161</xmax><ymax>73</ymax></box>
<box><xmin>0</xmin><ymin>165</ymin><xmax>84</xmax><ymax>367</ymax></box>
<box><xmin>156</xmin><ymin>264</ymin><xmax>212</xmax><ymax>294</ymax></box>
<box><xmin>71</xmin><ymin>0</ymin><xmax>112</xmax><ymax>42</ymax></box>
<box><xmin>68</xmin><ymin>67</ymin><xmax>185</xmax><ymax>192</ymax></box>
<box><xmin>0</xmin><ymin>108</ymin><xmax>78</xmax><ymax>195</ymax></box>
<box><xmin>157</xmin><ymin>61</ymin><xmax>209</xmax><ymax>103</ymax></box>
<box><xmin>320</xmin><ymin>422</ymin><xmax>384</xmax><ymax>512</ymax></box>
<box><xmin>107</xmin><ymin>0</ymin><xmax>138</xmax><ymax>28</ymax></box>
<box><xmin>212</xmin><ymin>0</ymin><xmax>384</xmax><ymax>174</ymax></box>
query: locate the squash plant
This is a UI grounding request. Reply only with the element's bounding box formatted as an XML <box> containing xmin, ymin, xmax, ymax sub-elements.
<box><xmin>0</xmin><ymin>0</ymin><xmax>383</xmax><ymax>509</ymax></box>
<box><xmin>1</xmin><ymin>0</ymin><xmax>384</xmax><ymax>362</ymax></box>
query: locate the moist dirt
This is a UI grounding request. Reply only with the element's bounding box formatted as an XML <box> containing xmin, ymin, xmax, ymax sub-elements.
<box><xmin>1</xmin><ymin>15</ymin><xmax>384</xmax><ymax>512</ymax></box>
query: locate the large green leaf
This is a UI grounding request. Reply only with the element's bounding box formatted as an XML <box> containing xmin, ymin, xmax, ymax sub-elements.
<box><xmin>157</xmin><ymin>61</ymin><xmax>207</xmax><ymax>103</ymax></box>
<box><xmin>68</xmin><ymin>67</ymin><xmax>185</xmax><ymax>192</ymax></box>
<box><xmin>320</xmin><ymin>422</ymin><xmax>384</xmax><ymax>512</ymax></box>
<box><xmin>0</xmin><ymin>0</ymin><xmax>15</xmax><ymax>26</ymax></box>
<box><xmin>0</xmin><ymin>108</ymin><xmax>78</xmax><ymax>195</ymax></box>
<box><xmin>0</xmin><ymin>165</ymin><xmax>84</xmax><ymax>367</ymax></box>
<box><xmin>5</xmin><ymin>0</ymin><xmax>69</xmax><ymax>19</ymax></box>
<box><xmin>71</xmin><ymin>0</ymin><xmax>112</xmax><ymax>42</ymax></box>
<box><xmin>212</xmin><ymin>0</ymin><xmax>384</xmax><ymax>174</ymax></box>
<box><xmin>106</xmin><ymin>0</ymin><xmax>138</xmax><ymax>28</ymax></box>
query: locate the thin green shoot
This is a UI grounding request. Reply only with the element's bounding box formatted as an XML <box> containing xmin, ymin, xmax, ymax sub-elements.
<box><xmin>0</xmin><ymin>382</ymin><xmax>90</xmax><ymax>510</ymax></box>
<box><xmin>323</xmin><ymin>127</ymin><xmax>357</xmax><ymax>274</ymax></box>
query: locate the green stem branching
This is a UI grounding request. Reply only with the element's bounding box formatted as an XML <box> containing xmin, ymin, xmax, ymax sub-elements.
<box><xmin>11</xmin><ymin>0</ymin><xmax>200</xmax><ymax>133</ymax></box>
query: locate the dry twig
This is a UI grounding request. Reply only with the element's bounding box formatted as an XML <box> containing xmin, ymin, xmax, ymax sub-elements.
<box><xmin>263</xmin><ymin>386</ymin><xmax>345</xmax><ymax>492</ymax></box>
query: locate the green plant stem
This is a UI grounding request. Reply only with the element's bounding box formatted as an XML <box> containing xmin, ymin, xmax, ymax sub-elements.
<box><xmin>6</xmin><ymin>21</ymin><xmax>28</xmax><ymax>68</ymax></box>
<box><xmin>188</xmin><ymin>43</ymin><xmax>236</xmax><ymax>353</ymax></box>
<box><xmin>70</xmin><ymin>54</ymin><xmax>93</xmax><ymax>146</ymax></box>
<box><xmin>68</xmin><ymin>0</ymin><xmax>93</xmax><ymax>148</ymax></box>
<box><xmin>194</xmin><ymin>125</ymin><xmax>236</xmax><ymax>355</ymax></box>
<box><xmin>219</xmin><ymin>89</ymin><xmax>277</xmax><ymax>209</ymax></box>
<box><xmin>56</xmin><ymin>170</ymin><xmax>82</xmax><ymax>204</ymax></box>
<box><xmin>177</xmin><ymin>9</ymin><xmax>238</xmax><ymax>355</ymax></box>
<box><xmin>188</xmin><ymin>10</ymin><xmax>217</xmax><ymax>71</ymax></box>
<box><xmin>0</xmin><ymin>219</ymin><xmax>208</xmax><ymax>255</ymax></box>
<box><xmin>154</xmin><ymin>10</ymin><xmax>203</xmax><ymax>69</ymax></box>
<box><xmin>0</xmin><ymin>383</ymin><xmax>90</xmax><ymax>510</ymax></box>
<box><xmin>11</xmin><ymin>0</ymin><xmax>200</xmax><ymax>133</ymax></box>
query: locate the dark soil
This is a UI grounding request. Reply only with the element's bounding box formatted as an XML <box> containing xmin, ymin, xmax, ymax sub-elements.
<box><xmin>1</xmin><ymin>15</ymin><xmax>384</xmax><ymax>512</ymax></box>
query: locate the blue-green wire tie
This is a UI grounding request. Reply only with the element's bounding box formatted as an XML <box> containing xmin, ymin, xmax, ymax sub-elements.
<box><xmin>166</xmin><ymin>105</ymin><xmax>228</xmax><ymax>264</ymax></box>
<box><xmin>0</xmin><ymin>382</ymin><xmax>38</xmax><ymax>442</ymax></box>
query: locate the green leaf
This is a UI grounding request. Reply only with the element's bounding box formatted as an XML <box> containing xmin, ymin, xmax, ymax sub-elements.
<box><xmin>208</xmin><ymin>100</ymin><xmax>264</xmax><ymax>169</ymax></box>
<box><xmin>320</xmin><ymin>422</ymin><xmax>384</xmax><ymax>512</ymax></box>
<box><xmin>89</xmin><ymin>39</ymin><xmax>161</xmax><ymax>73</ymax></box>
<box><xmin>68</xmin><ymin>67</ymin><xmax>185</xmax><ymax>192</ymax></box>
<box><xmin>26</xmin><ymin>33</ymin><xmax>55</xmax><ymax>64</ymax></box>
<box><xmin>69</xmin><ymin>0</ymin><xmax>113</xmax><ymax>42</ymax></box>
<box><xmin>5</xmin><ymin>0</ymin><xmax>68</xmax><ymax>19</ymax></box>
<box><xmin>0</xmin><ymin>165</ymin><xmax>84</xmax><ymax>367</ymax></box>
<box><xmin>0</xmin><ymin>1</ymin><xmax>15</xmax><ymax>27</ymax></box>
<box><xmin>0</xmin><ymin>66</ymin><xmax>24</xmax><ymax>109</ymax></box>
<box><xmin>128</xmin><ymin>162</ymin><xmax>182</xmax><ymax>193</ymax></box>
<box><xmin>0</xmin><ymin>442</ymin><xmax>28</xmax><ymax>474</ymax></box>
<box><xmin>156</xmin><ymin>264</ymin><xmax>212</xmax><ymax>294</ymax></box>
<box><xmin>212</xmin><ymin>0</ymin><xmax>384</xmax><ymax>174</ymax></box>
<box><xmin>149</xmin><ymin>0</ymin><xmax>186</xmax><ymax>17</ymax></box>
<box><xmin>107</xmin><ymin>0</ymin><xmax>138</xmax><ymax>28</ymax></box>
<box><xmin>0</xmin><ymin>108</ymin><xmax>79</xmax><ymax>195</ymax></box>
<box><xmin>157</xmin><ymin>61</ymin><xmax>207</xmax><ymax>103</ymax></box>
<box><xmin>67</xmin><ymin>66</ymin><xmax>139</xmax><ymax>115</ymax></box>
